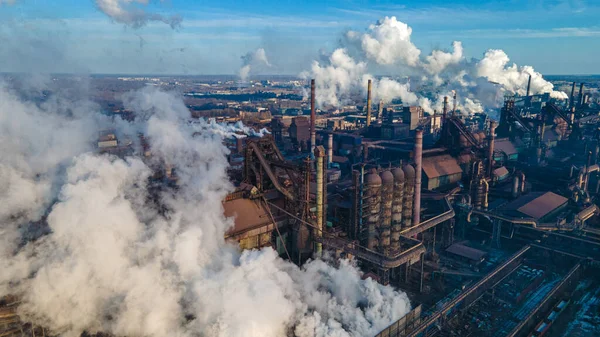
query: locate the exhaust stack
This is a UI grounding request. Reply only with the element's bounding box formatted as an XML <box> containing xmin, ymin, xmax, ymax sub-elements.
<box><xmin>413</xmin><ymin>130</ymin><xmax>423</xmax><ymax>226</ymax></box>
<box><xmin>442</xmin><ymin>96</ymin><xmax>448</xmax><ymax>122</ymax></box>
<box><xmin>366</xmin><ymin>79</ymin><xmax>373</xmax><ymax>127</ymax></box>
<box><xmin>310</xmin><ymin>79</ymin><xmax>316</xmax><ymax>156</ymax></box>
<box><xmin>526</xmin><ymin>74</ymin><xmax>532</xmax><ymax>97</ymax></box>
<box><xmin>314</xmin><ymin>146</ymin><xmax>326</xmax><ymax>256</ymax></box>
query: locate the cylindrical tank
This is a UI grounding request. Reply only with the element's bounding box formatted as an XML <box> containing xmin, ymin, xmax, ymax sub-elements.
<box><xmin>512</xmin><ymin>175</ymin><xmax>520</xmax><ymax>198</ymax></box>
<box><xmin>391</xmin><ymin>167</ymin><xmax>405</xmax><ymax>251</ymax></box>
<box><xmin>402</xmin><ymin>164</ymin><xmax>415</xmax><ymax>228</ymax></box>
<box><xmin>365</xmin><ymin>168</ymin><xmax>382</xmax><ymax>250</ymax></box>
<box><xmin>379</xmin><ymin>170</ymin><xmax>394</xmax><ymax>252</ymax></box>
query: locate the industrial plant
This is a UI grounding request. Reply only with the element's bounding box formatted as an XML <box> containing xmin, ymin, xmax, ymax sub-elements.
<box><xmin>218</xmin><ymin>78</ymin><xmax>600</xmax><ymax>336</ymax></box>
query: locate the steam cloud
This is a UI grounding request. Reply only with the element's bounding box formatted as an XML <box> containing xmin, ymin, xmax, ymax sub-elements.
<box><xmin>303</xmin><ymin>16</ymin><xmax>567</xmax><ymax>114</ymax></box>
<box><xmin>0</xmin><ymin>80</ymin><xmax>410</xmax><ymax>337</ymax></box>
<box><xmin>96</xmin><ymin>0</ymin><xmax>182</xmax><ymax>29</ymax></box>
<box><xmin>239</xmin><ymin>48</ymin><xmax>272</xmax><ymax>82</ymax></box>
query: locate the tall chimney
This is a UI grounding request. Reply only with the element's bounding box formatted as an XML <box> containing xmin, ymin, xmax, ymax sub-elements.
<box><xmin>310</xmin><ymin>79</ymin><xmax>316</xmax><ymax>156</ymax></box>
<box><xmin>327</xmin><ymin>133</ymin><xmax>333</xmax><ymax>167</ymax></box>
<box><xmin>442</xmin><ymin>96</ymin><xmax>448</xmax><ymax>122</ymax></box>
<box><xmin>488</xmin><ymin>121</ymin><xmax>496</xmax><ymax>177</ymax></box>
<box><xmin>526</xmin><ymin>74</ymin><xmax>532</xmax><ymax>97</ymax></box>
<box><xmin>578</xmin><ymin>83</ymin><xmax>585</xmax><ymax>108</ymax></box>
<box><xmin>570</xmin><ymin>82</ymin><xmax>576</xmax><ymax>109</ymax></box>
<box><xmin>366</xmin><ymin>79</ymin><xmax>373</xmax><ymax>127</ymax></box>
<box><xmin>412</xmin><ymin>130</ymin><xmax>423</xmax><ymax>226</ymax></box>
<box><xmin>452</xmin><ymin>92</ymin><xmax>457</xmax><ymax>116</ymax></box>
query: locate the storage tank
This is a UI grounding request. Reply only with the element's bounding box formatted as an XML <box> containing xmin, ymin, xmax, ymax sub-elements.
<box><xmin>365</xmin><ymin>168</ymin><xmax>382</xmax><ymax>250</ymax></box>
<box><xmin>391</xmin><ymin>167</ymin><xmax>405</xmax><ymax>251</ymax></box>
<box><xmin>402</xmin><ymin>164</ymin><xmax>415</xmax><ymax>228</ymax></box>
<box><xmin>379</xmin><ymin>170</ymin><xmax>394</xmax><ymax>252</ymax></box>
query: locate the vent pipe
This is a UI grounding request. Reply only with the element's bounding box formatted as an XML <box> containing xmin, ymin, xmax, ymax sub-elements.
<box><xmin>310</xmin><ymin>79</ymin><xmax>316</xmax><ymax>156</ymax></box>
<box><xmin>366</xmin><ymin>79</ymin><xmax>373</xmax><ymax>127</ymax></box>
<box><xmin>413</xmin><ymin>130</ymin><xmax>423</xmax><ymax>226</ymax></box>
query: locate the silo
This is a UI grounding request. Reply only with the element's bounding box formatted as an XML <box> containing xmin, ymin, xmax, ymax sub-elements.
<box><xmin>402</xmin><ymin>164</ymin><xmax>415</xmax><ymax>229</ymax></box>
<box><xmin>365</xmin><ymin>168</ymin><xmax>382</xmax><ymax>250</ymax></box>
<box><xmin>391</xmin><ymin>167</ymin><xmax>405</xmax><ymax>251</ymax></box>
<box><xmin>379</xmin><ymin>170</ymin><xmax>394</xmax><ymax>252</ymax></box>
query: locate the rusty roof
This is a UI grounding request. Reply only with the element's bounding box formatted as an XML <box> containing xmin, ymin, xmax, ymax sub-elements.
<box><xmin>445</xmin><ymin>243</ymin><xmax>487</xmax><ymax>262</ymax></box>
<box><xmin>517</xmin><ymin>191</ymin><xmax>568</xmax><ymax>220</ymax></box>
<box><xmin>495</xmin><ymin>138</ymin><xmax>518</xmax><ymax>156</ymax></box>
<box><xmin>422</xmin><ymin>155</ymin><xmax>463</xmax><ymax>179</ymax></box>
<box><xmin>223</xmin><ymin>198</ymin><xmax>272</xmax><ymax>235</ymax></box>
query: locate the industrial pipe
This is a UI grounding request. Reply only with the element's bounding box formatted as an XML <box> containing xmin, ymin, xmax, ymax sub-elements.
<box><xmin>366</xmin><ymin>79</ymin><xmax>373</xmax><ymax>127</ymax></box>
<box><xmin>413</xmin><ymin>130</ymin><xmax>423</xmax><ymax>226</ymax></box>
<box><xmin>488</xmin><ymin>120</ymin><xmax>496</xmax><ymax>177</ymax></box>
<box><xmin>310</xmin><ymin>79</ymin><xmax>316</xmax><ymax>156</ymax></box>
<box><xmin>327</xmin><ymin>133</ymin><xmax>333</xmax><ymax>167</ymax></box>
<box><xmin>315</xmin><ymin>146</ymin><xmax>325</xmax><ymax>256</ymax></box>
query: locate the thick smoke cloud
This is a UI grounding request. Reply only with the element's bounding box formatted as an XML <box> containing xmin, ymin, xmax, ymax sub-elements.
<box><xmin>239</xmin><ymin>48</ymin><xmax>272</xmax><ymax>82</ymax></box>
<box><xmin>0</xmin><ymin>82</ymin><xmax>411</xmax><ymax>337</ymax></box>
<box><xmin>96</xmin><ymin>0</ymin><xmax>182</xmax><ymax>29</ymax></box>
<box><xmin>304</xmin><ymin>16</ymin><xmax>566</xmax><ymax>115</ymax></box>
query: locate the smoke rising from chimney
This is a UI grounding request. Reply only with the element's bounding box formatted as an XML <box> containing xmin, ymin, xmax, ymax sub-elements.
<box><xmin>0</xmin><ymin>80</ymin><xmax>411</xmax><ymax>337</ymax></box>
<box><xmin>302</xmin><ymin>16</ymin><xmax>567</xmax><ymax>115</ymax></box>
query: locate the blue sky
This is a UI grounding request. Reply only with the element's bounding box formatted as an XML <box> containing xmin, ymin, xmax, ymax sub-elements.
<box><xmin>0</xmin><ymin>0</ymin><xmax>599</xmax><ymax>75</ymax></box>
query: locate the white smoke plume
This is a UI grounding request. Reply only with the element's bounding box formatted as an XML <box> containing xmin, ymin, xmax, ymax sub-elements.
<box><xmin>0</xmin><ymin>82</ymin><xmax>411</xmax><ymax>337</ymax></box>
<box><xmin>303</xmin><ymin>16</ymin><xmax>566</xmax><ymax>114</ymax></box>
<box><xmin>96</xmin><ymin>0</ymin><xmax>182</xmax><ymax>29</ymax></box>
<box><xmin>239</xmin><ymin>48</ymin><xmax>272</xmax><ymax>82</ymax></box>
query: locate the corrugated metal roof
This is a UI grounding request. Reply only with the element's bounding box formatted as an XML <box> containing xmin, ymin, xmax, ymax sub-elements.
<box><xmin>445</xmin><ymin>243</ymin><xmax>487</xmax><ymax>261</ymax></box>
<box><xmin>517</xmin><ymin>191</ymin><xmax>568</xmax><ymax>219</ymax></box>
<box><xmin>223</xmin><ymin>198</ymin><xmax>272</xmax><ymax>235</ymax></box>
<box><xmin>495</xmin><ymin>138</ymin><xmax>518</xmax><ymax>156</ymax></box>
<box><xmin>422</xmin><ymin>155</ymin><xmax>463</xmax><ymax>179</ymax></box>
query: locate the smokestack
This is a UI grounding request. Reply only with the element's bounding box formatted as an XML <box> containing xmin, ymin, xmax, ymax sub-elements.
<box><xmin>327</xmin><ymin>133</ymin><xmax>333</xmax><ymax>167</ymax></box>
<box><xmin>442</xmin><ymin>96</ymin><xmax>448</xmax><ymax>122</ymax></box>
<box><xmin>412</xmin><ymin>130</ymin><xmax>423</xmax><ymax>226</ymax></box>
<box><xmin>366</xmin><ymin>79</ymin><xmax>372</xmax><ymax>127</ymax></box>
<box><xmin>452</xmin><ymin>92</ymin><xmax>457</xmax><ymax>116</ymax></box>
<box><xmin>377</xmin><ymin>101</ymin><xmax>383</xmax><ymax>123</ymax></box>
<box><xmin>488</xmin><ymin>121</ymin><xmax>496</xmax><ymax>177</ymax></box>
<box><xmin>578</xmin><ymin>83</ymin><xmax>585</xmax><ymax>108</ymax></box>
<box><xmin>570</xmin><ymin>82</ymin><xmax>576</xmax><ymax>109</ymax></box>
<box><xmin>314</xmin><ymin>146</ymin><xmax>325</xmax><ymax>256</ymax></box>
<box><xmin>310</xmin><ymin>79</ymin><xmax>316</xmax><ymax>156</ymax></box>
<box><xmin>526</xmin><ymin>74</ymin><xmax>532</xmax><ymax>97</ymax></box>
